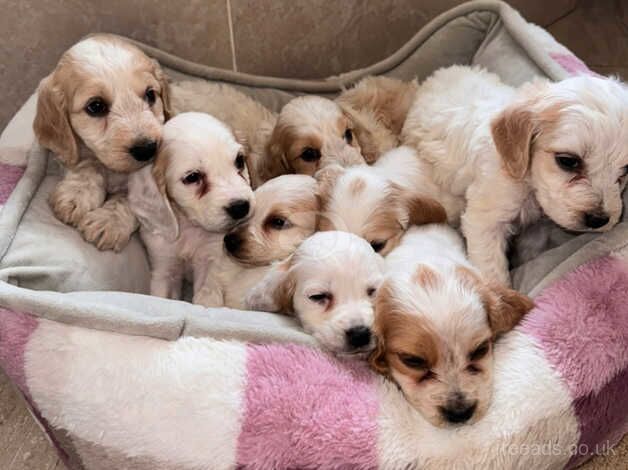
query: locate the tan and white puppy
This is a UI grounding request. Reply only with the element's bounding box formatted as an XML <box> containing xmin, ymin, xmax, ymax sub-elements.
<box><xmin>261</xmin><ymin>76</ymin><xmax>417</xmax><ymax>180</ymax></box>
<box><xmin>128</xmin><ymin>112</ymin><xmax>253</xmax><ymax>302</ymax></box>
<box><xmin>370</xmin><ymin>224</ymin><xmax>533</xmax><ymax>427</ymax></box>
<box><xmin>402</xmin><ymin>65</ymin><xmax>628</xmax><ymax>284</ymax></box>
<box><xmin>34</xmin><ymin>34</ymin><xmax>170</xmax><ymax>251</ymax></box>
<box><xmin>246</xmin><ymin>231</ymin><xmax>385</xmax><ymax>354</ymax></box>
<box><xmin>316</xmin><ymin>146</ymin><xmax>450</xmax><ymax>256</ymax></box>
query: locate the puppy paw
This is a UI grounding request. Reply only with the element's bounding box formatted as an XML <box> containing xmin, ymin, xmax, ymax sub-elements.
<box><xmin>49</xmin><ymin>181</ymin><xmax>105</xmax><ymax>226</ymax></box>
<box><xmin>78</xmin><ymin>197</ymin><xmax>138</xmax><ymax>252</ymax></box>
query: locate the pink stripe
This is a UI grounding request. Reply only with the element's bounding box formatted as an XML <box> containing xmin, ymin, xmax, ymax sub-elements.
<box><xmin>0</xmin><ymin>308</ymin><xmax>39</xmax><ymax>394</ymax></box>
<box><xmin>550</xmin><ymin>53</ymin><xmax>602</xmax><ymax>77</ymax></box>
<box><xmin>0</xmin><ymin>163</ymin><xmax>25</xmax><ymax>204</ymax></box>
<box><xmin>237</xmin><ymin>344</ymin><xmax>379</xmax><ymax>469</ymax></box>
<box><xmin>521</xmin><ymin>256</ymin><xmax>628</xmax><ymax>462</ymax></box>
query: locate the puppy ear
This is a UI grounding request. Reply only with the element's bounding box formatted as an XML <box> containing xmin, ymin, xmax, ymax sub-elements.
<box><xmin>152</xmin><ymin>59</ymin><xmax>172</xmax><ymax>121</ymax></box>
<box><xmin>491</xmin><ymin>103</ymin><xmax>536</xmax><ymax>180</ymax></box>
<box><xmin>128</xmin><ymin>156</ymin><xmax>179</xmax><ymax>241</ymax></box>
<box><xmin>368</xmin><ymin>333</ymin><xmax>389</xmax><ymax>375</ymax></box>
<box><xmin>245</xmin><ymin>257</ymin><xmax>296</xmax><ymax>313</ymax></box>
<box><xmin>486</xmin><ymin>283</ymin><xmax>534</xmax><ymax>337</ymax></box>
<box><xmin>339</xmin><ymin>105</ymin><xmax>379</xmax><ymax>164</ymax></box>
<box><xmin>260</xmin><ymin>128</ymin><xmax>290</xmax><ymax>182</ymax></box>
<box><xmin>405</xmin><ymin>191</ymin><xmax>447</xmax><ymax>227</ymax></box>
<box><xmin>33</xmin><ymin>74</ymin><xmax>79</xmax><ymax>166</ymax></box>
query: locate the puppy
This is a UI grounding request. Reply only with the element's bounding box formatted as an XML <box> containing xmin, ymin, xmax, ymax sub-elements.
<box><xmin>246</xmin><ymin>231</ymin><xmax>385</xmax><ymax>354</ymax></box>
<box><xmin>260</xmin><ymin>76</ymin><xmax>417</xmax><ymax>180</ymax></box>
<box><xmin>34</xmin><ymin>34</ymin><xmax>170</xmax><ymax>251</ymax></box>
<box><xmin>315</xmin><ymin>146</ymin><xmax>450</xmax><ymax>256</ymax></box>
<box><xmin>370</xmin><ymin>224</ymin><xmax>533</xmax><ymax>427</ymax></box>
<box><xmin>169</xmin><ymin>80</ymin><xmax>277</xmax><ymax>189</ymax></box>
<box><xmin>402</xmin><ymin>65</ymin><xmax>628</xmax><ymax>284</ymax></box>
<box><xmin>196</xmin><ymin>174</ymin><xmax>320</xmax><ymax>308</ymax></box>
<box><xmin>128</xmin><ymin>112</ymin><xmax>253</xmax><ymax>303</ymax></box>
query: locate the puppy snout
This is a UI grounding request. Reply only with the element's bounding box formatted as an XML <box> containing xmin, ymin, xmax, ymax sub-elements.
<box><xmin>224</xmin><ymin>199</ymin><xmax>250</xmax><ymax>220</ymax></box>
<box><xmin>224</xmin><ymin>232</ymin><xmax>242</xmax><ymax>254</ymax></box>
<box><xmin>439</xmin><ymin>396</ymin><xmax>477</xmax><ymax>424</ymax></box>
<box><xmin>345</xmin><ymin>326</ymin><xmax>372</xmax><ymax>349</ymax></box>
<box><xmin>129</xmin><ymin>139</ymin><xmax>158</xmax><ymax>162</ymax></box>
<box><xmin>584</xmin><ymin>212</ymin><xmax>609</xmax><ymax>229</ymax></box>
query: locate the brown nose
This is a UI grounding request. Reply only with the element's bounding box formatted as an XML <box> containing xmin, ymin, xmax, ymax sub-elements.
<box><xmin>129</xmin><ymin>139</ymin><xmax>158</xmax><ymax>162</ymax></box>
<box><xmin>224</xmin><ymin>232</ymin><xmax>242</xmax><ymax>254</ymax></box>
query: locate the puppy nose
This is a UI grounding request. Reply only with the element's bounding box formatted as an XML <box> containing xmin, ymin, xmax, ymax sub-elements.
<box><xmin>439</xmin><ymin>401</ymin><xmax>477</xmax><ymax>424</ymax></box>
<box><xmin>224</xmin><ymin>232</ymin><xmax>242</xmax><ymax>254</ymax></box>
<box><xmin>345</xmin><ymin>326</ymin><xmax>372</xmax><ymax>349</ymax></box>
<box><xmin>129</xmin><ymin>139</ymin><xmax>158</xmax><ymax>162</ymax></box>
<box><xmin>584</xmin><ymin>212</ymin><xmax>609</xmax><ymax>229</ymax></box>
<box><xmin>224</xmin><ymin>199</ymin><xmax>250</xmax><ymax>220</ymax></box>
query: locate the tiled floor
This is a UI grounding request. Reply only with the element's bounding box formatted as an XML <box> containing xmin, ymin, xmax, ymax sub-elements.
<box><xmin>1</xmin><ymin>1</ymin><xmax>627</xmax><ymax>469</ymax></box>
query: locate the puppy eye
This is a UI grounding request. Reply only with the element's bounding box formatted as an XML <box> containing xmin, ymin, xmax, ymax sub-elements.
<box><xmin>468</xmin><ymin>340</ymin><xmax>490</xmax><ymax>361</ymax></box>
<box><xmin>84</xmin><ymin>97</ymin><xmax>109</xmax><ymax>117</ymax></box>
<box><xmin>370</xmin><ymin>240</ymin><xmax>386</xmax><ymax>253</ymax></box>
<box><xmin>300</xmin><ymin>147</ymin><xmax>321</xmax><ymax>162</ymax></box>
<box><xmin>144</xmin><ymin>87</ymin><xmax>157</xmax><ymax>106</ymax></box>
<box><xmin>366</xmin><ymin>286</ymin><xmax>377</xmax><ymax>297</ymax></box>
<box><xmin>308</xmin><ymin>292</ymin><xmax>332</xmax><ymax>305</ymax></box>
<box><xmin>555</xmin><ymin>153</ymin><xmax>582</xmax><ymax>172</ymax></box>
<box><xmin>235</xmin><ymin>152</ymin><xmax>246</xmax><ymax>171</ymax></box>
<box><xmin>266</xmin><ymin>216</ymin><xmax>289</xmax><ymax>230</ymax></box>
<box><xmin>398</xmin><ymin>353</ymin><xmax>427</xmax><ymax>369</ymax></box>
<box><xmin>182</xmin><ymin>171</ymin><xmax>202</xmax><ymax>185</ymax></box>
<box><xmin>344</xmin><ymin>128</ymin><xmax>353</xmax><ymax>144</ymax></box>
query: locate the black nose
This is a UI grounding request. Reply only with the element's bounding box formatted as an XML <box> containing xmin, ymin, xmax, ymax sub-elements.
<box><xmin>224</xmin><ymin>232</ymin><xmax>242</xmax><ymax>254</ymax></box>
<box><xmin>440</xmin><ymin>401</ymin><xmax>477</xmax><ymax>424</ymax></box>
<box><xmin>129</xmin><ymin>139</ymin><xmax>158</xmax><ymax>162</ymax></box>
<box><xmin>345</xmin><ymin>326</ymin><xmax>372</xmax><ymax>349</ymax></box>
<box><xmin>584</xmin><ymin>212</ymin><xmax>609</xmax><ymax>229</ymax></box>
<box><xmin>224</xmin><ymin>199</ymin><xmax>250</xmax><ymax>220</ymax></box>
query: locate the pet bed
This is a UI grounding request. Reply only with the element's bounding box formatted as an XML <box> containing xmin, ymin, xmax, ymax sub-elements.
<box><xmin>0</xmin><ymin>1</ymin><xmax>626</xmax><ymax>468</ymax></box>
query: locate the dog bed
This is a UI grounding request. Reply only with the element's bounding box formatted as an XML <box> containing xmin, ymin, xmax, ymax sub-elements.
<box><xmin>0</xmin><ymin>1</ymin><xmax>626</xmax><ymax>468</ymax></box>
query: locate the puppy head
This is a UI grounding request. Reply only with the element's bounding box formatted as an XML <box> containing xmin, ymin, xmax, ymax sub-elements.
<box><xmin>491</xmin><ymin>75</ymin><xmax>628</xmax><ymax>232</ymax></box>
<box><xmin>261</xmin><ymin>96</ymin><xmax>366</xmax><ymax>180</ymax></box>
<box><xmin>34</xmin><ymin>34</ymin><xmax>170</xmax><ymax>171</ymax></box>
<box><xmin>316</xmin><ymin>165</ymin><xmax>447</xmax><ymax>256</ymax></box>
<box><xmin>151</xmin><ymin>112</ymin><xmax>254</xmax><ymax>233</ymax></box>
<box><xmin>246</xmin><ymin>231</ymin><xmax>385</xmax><ymax>354</ymax></box>
<box><xmin>370</xmin><ymin>265</ymin><xmax>533</xmax><ymax>427</ymax></box>
<box><xmin>223</xmin><ymin>174</ymin><xmax>319</xmax><ymax>265</ymax></box>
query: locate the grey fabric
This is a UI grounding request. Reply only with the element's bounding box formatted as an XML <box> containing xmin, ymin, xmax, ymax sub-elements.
<box><xmin>0</xmin><ymin>0</ymin><xmax>621</xmax><ymax>344</ymax></box>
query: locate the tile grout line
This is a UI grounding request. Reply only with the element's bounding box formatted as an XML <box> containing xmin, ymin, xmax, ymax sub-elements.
<box><xmin>226</xmin><ymin>0</ymin><xmax>238</xmax><ymax>72</ymax></box>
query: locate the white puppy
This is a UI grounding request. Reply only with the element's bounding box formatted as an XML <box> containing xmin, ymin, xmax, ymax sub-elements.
<box><xmin>34</xmin><ymin>34</ymin><xmax>170</xmax><ymax>251</ymax></box>
<box><xmin>128</xmin><ymin>112</ymin><xmax>253</xmax><ymax>303</ymax></box>
<box><xmin>246</xmin><ymin>231</ymin><xmax>385</xmax><ymax>354</ymax></box>
<box><xmin>402</xmin><ymin>66</ymin><xmax>628</xmax><ymax>284</ymax></box>
<box><xmin>370</xmin><ymin>224</ymin><xmax>533</xmax><ymax>427</ymax></box>
<box><xmin>315</xmin><ymin>146</ymin><xmax>450</xmax><ymax>256</ymax></box>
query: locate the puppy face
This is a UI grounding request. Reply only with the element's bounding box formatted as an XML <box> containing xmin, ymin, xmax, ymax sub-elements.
<box><xmin>247</xmin><ymin>231</ymin><xmax>385</xmax><ymax>354</ymax></box>
<box><xmin>153</xmin><ymin>112</ymin><xmax>254</xmax><ymax>233</ymax></box>
<box><xmin>492</xmin><ymin>75</ymin><xmax>628</xmax><ymax>232</ymax></box>
<box><xmin>261</xmin><ymin>96</ymin><xmax>366</xmax><ymax>180</ymax></box>
<box><xmin>370</xmin><ymin>265</ymin><xmax>533</xmax><ymax>428</ymax></box>
<box><xmin>34</xmin><ymin>34</ymin><xmax>170</xmax><ymax>171</ymax></box>
<box><xmin>316</xmin><ymin>165</ymin><xmax>447</xmax><ymax>256</ymax></box>
<box><xmin>223</xmin><ymin>174</ymin><xmax>319</xmax><ymax>265</ymax></box>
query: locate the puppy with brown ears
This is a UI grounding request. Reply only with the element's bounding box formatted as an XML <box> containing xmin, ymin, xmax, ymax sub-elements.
<box><xmin>315</xmin><ymin>146</ymin><xmax>450</xmax><ymax>256</ymax></box>
<box><xmin>402</xmin><ymin>65</ymin><xmax>628</xmax><ymax>284</ymax></box>
<box><xmin>246</xmin><ymin>231</ymin><xmax>385</xmax><ymax>354</ymax></box>
<box><xmin>128</xmin><ymin>112</ymin><xmax>254</xmax><ymax>303</ymax></box>
<box><xmin>260</xmin><ymin>76</ymin><xmax>417</xmax><ymax>181</ymax></box>
<box><xmin>34</xmin><ymin>34</ymin><xmax>170</xmax><ymax>251</ymax></box>
<box><xmin>370</xmin><ymin>224</ymin><xmax>533</xmax><ymax>428</ymax></box>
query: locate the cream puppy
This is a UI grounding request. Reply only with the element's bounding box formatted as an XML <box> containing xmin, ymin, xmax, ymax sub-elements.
<box><xmin>128</xmin><ymin>112</ymin><xmax>253</xmax><ymax>302</ymax></box>
<box><xmin>34</xmin><ymin>34</ymin><xmax>170</xmax><ymax>251</ymax></box>
<box><xmin>402</xmin><ymin>66</ymin><xmax>628</xmax><ymax>284</ymax></box>
<box><xmin>246</xmin><ymin>231</ymin><xmax>385</xmax><ymax>354</ymax></box>
<box><xmin>316</xmin><ymin>146</ymin><xmax>450</xmax><ymax>256</ymax></box>
<box><xmin>370</xmin><ymin>224</ymin><xmax>533</xmax><ymax>427</ymax></box>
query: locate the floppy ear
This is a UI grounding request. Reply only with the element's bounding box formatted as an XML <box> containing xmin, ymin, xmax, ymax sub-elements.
<box><xmin>486</xmin><ymin>283</ymin><xmax>534</xmax><ymax>337</ymax></box>
<box><xmin>245</xmin><ymin>257</ymin><xmax>296</xmax><ymax>314</ymax></box>
<box><xmin>127</xmin><ymin>159</ymin><xmax>179</xmax><ymax>242</ymax></box>
<box><xmin>33</xmin><ymin>74</ymin><xmax>79</xmax><ymax>167</ymax></box>
<box><xmin>259</xmin><ymin>128</ymin><xmax>291</xmax><ymax>182</ymax></box>
<box><xmin>405</xmin><ymin>192</ymin><xmax>447</xmax><ymax>227</ymax></box>
<box><xmin>152</xmin><ymin>60</ymin><xmax>172</xmax><ymax>121</ymax></box>
<box><xmin>491</xmin><ymin>102</ymin><xmax>536</xmax><ymax>180</ymax></box>
<box><xmin>339</xmin><ymin>105</ymin><xmax>379</xmax><ymax>164</ymax></box>
<box><xmin>368</xmin><ymin>333</ymin><xmax>389</xmax><ymax>375</ymax></box>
